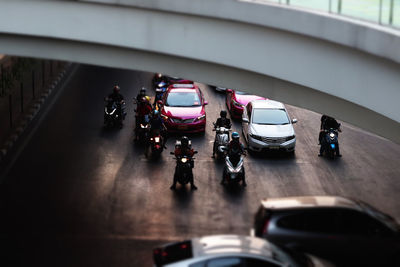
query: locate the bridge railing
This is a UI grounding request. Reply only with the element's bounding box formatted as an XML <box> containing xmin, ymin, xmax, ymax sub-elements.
<box><xmin>266</xmin><ymin>0</ymin><xmax>399</xmax><ymax>28</ymax></box>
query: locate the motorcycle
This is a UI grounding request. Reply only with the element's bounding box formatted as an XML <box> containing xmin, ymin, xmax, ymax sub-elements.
<box><xmin>222</xmin><ymin>150</ymin><xmax>246</xmax><ymax>187</ymax></box>
<box><xmin>170</xmin><ymin>141</ymin><xmax>198</xmax><ymax>189</ymax></box>
<box><xmin>104</xmin><ymin>98</ymin><xmax>125</xmax><ymax>129</ymax></box>
<box><xmin>135</xmin><ymin>115</ymin><xmax>150</xmax><ymax>142</ymax></box>
<box><xmin>146</xmin><ymin>130</ymin><xmax>164</xmax><ymax>158</ymax></box>
<box><xmin>322</xmin><ymin>128</ymin><xmax>339</xmax><ymax>159</ymax></box>
<box><xmin>154</xmin><ymin>81</ymin><xmax>168</xmax><ymax>104</ymax></box>
<box><xmin>212</xmin><ymin>123</ymin><xmax>231</xmax><ymax>159</ymax></box>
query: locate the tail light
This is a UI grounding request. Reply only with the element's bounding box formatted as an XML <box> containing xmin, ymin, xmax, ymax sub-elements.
<box><xmin>262</xmin><ymin>219</ymin><xmax>270</xmax><ymax>235</ymax></box>
<box><xmin>153</xmin><ymin>240</ymin><xmax>193</xmax><ymax>267</ymax></box>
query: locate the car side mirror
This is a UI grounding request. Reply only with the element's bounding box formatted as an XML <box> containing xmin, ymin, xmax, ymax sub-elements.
<box><xmin>226</xmin><ymin>89</ymin><xmax>233</xmax><ymax>93</ymax></box>
<box><xmin>204</xmin><ymin>101</ymin><xmax>208</xmax><ymax>105</ymax></box>
<box><xmin>292</xmin><ymin>118</ymin><xmax>298</xmax><ymax>124</ymax></box>
<box><xmin>170</xmin><ymin>152</ymin><xmax>174</xmax><ymax>155</ymax></box>
<box><xmin>194</xmin><ymin>151</ymin><xmax>198</xmax><ymax>154</ymax></box>
<box><xmin>242</xmin><ymin>118</ymin><xmax>249</xmax><ymax>123</ymax></box>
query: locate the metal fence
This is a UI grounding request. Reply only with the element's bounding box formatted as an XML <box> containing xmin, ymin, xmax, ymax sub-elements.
<box><xmin>267</xmin><ymin>0</ymin><xmax>399</xmax><ymax>28</ymax></box>
<box><xmin>0</xmin><ymin>58</ymin><xmax>66</xmax><ymax>146</ymax></box>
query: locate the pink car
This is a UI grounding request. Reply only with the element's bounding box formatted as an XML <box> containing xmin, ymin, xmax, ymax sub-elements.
<box><xmin>160</xmin><ymin>84</ymin><xmax>208</xmax><ymax>133</ymax></box>
<box><xmin>226</xmin><ymin>89</ymin><xmax>266</xmax><ymax>119</ymax></box>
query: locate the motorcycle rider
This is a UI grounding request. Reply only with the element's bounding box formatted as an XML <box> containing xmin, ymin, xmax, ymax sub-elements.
<box><xmin>136</xmin><ymin>87</ymin><xmax>147</xmax><ymax>103</ymax></box>
<box><xmin>170</xmin><ymin>136</ymin><xmax>198</xmax><ymax>190</ymax></box>
<box><xmin>149</xmin><ymin>109</ymin><xmax>167</xmax><ymax>148</ymax></box>
<box><xmin>105</xmin><ymin>85</ymin><xmax>126</xmax><ymax>122</ymax></box>
<box><xmin>318</xmin><ymin>115</ymin><xmax>342</xmax><ymax>157</ymax></box>
<box><xmin>212</xmin><ymin>110</ymin><xmax>232</xmax><ymax>158</ymax></box>
<box><xmin>222</xmin><ymin>132</ymin><xmax>246</xmax><ymax>186</ymax></box>
<box><xmin>135</xmin><ymin>96</ymin><xmax>153</xmax><ymax>140</ymax></box>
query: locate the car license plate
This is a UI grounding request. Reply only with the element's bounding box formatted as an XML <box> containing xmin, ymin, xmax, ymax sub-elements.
<box><xmin>269</xmin><ymin>146</ymin><xmax>279</xmax><ymax>150</ymax></box>
<box><xmin>178</xmin><ymin>125</ymin><xmax>188</xmax><ymax>130</ymax></box>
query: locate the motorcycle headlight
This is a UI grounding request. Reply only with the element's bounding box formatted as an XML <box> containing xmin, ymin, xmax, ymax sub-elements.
<box><xmin>329</xmin><ymin>133</ymin><xmax>335</xmax><ymax>138</ymax></box>
<box><xmin>181</xmin><ymin>158</ymin><xmax>188</xmax><ymax>163</ymax></box>
<box><xmin>155</xmin><ymin>137</ymin><xmax>160</xmax><ymax>142</ymax></box>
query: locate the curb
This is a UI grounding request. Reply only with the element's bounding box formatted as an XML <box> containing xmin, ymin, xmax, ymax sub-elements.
<box><xmin>0</xmin><ymin>63</ymin><xmax>74</xmax><ymax>166</ymax></box>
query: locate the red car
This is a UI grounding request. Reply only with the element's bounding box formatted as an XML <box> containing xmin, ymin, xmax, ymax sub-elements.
<box><xmin>226</xmin><ymin>89</ymin><xmax>266</xmax><ymax>119</ymax></box>
<box><xmin>160</xmin><ymin>84</ymin><xmax>208</xmax><ymax>133</ymax></box>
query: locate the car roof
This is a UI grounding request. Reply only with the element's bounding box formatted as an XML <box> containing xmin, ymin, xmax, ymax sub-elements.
<box><xmin>191</xmin><ymin>235</ymin><xmax>274</xmax><ymax>258</ymax></box>
<box><xmin>260</xmin><ymin>196</ymin><xmax>363</xmax><ymax>211</ymax></box>
<box><xmin>250</xmin><ymin>99</ymin><xmax>285</xmax><ymax>109</ymax></box>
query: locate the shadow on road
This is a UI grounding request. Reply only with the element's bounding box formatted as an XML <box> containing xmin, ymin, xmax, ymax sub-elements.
<box><xmin>171</xmin><ymin>187</ymin><xmax>194</xmax><ymax>209</ymax></box>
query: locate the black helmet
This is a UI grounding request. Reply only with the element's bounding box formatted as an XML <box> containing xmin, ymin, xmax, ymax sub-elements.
<box><xmin>181</xmin><ymin>136</ymin><xmax>189</xmax><ymax>147</ymax></box>
<box><xmin>220</xmin><ymin>110</ymin><xmax>227</xmax><ymax>118</ymax></box>
<box><xmin>140</xmin><ymin>87</ymin><xmax>146</xmax><ymax>95</ymax></box>
<box><xmin>113</xmin><ymin>85</ymin><xmax>120</xmax><ymax>93</ymax></box>
<box><xmin>232</xmin><ymin>132</ymin><xmax>240</xmax><ymax>141</ymax></box>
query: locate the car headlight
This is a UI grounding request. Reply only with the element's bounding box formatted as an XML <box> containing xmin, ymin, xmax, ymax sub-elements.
<box><xmin>232</xmin><ymin>99</ymin><xmax>244</xmax><ymax>107</ymax></box>
<box><xmin>196</xmin><ymin>114</ymin><xmax>206</xmax><ymax>121</ymax></box>
<box><xmin>249</xmin><ymin>133</ymin><xmax>263</xmax><ymax>141</ymax></box>
<box><xmin>285</xmin><ymin>135</ymin><xmax>295</xmax><ymax>141</ymax></box>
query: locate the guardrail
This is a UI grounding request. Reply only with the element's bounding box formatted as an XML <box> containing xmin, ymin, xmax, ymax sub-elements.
<box><xmin>268</xmin><ymin>0</ymin><xmax>399</xmax><ymax>28</ymax></box>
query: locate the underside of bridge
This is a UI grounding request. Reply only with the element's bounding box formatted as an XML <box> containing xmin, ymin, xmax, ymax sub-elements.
<box><xmin>0</xmin><ymin>0</ymin><xmax>399</xmax><ymax>143</ymax></box>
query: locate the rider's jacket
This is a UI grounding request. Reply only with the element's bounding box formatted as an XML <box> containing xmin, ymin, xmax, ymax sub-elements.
<box><xmin>228</xmin><ymin>141</ymin><xmax>244</xmax><ymax>157</ymax></box>
<box><xmin>174</xmin><ymin>146</ymin><xmax>194</xmax><ymax>158</ymax></box>
<box><xmin>137</xmin><ymin>102</ymin><xmax>152</xmax><ymax>117</ymax></box>
<box><xmin>215</xmin><ymin>117</ymin><xmax>231</xmax><ymax>129</ymax></box>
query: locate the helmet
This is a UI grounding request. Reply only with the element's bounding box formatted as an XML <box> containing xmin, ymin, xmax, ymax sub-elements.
<box><xmin>140</xmin><ymin>87</ymin><xmax>146</xmax><ymax>95</ymax></box>
<box><xmin>113</xmin><ymin>85</ymin><xmax>120</xmax><ymax>93</ymax></box>
<box><xmin>220</xmin><ymin>110</ymin><xmax>227</xmax><ymax>118</ymax></box>
<box><xmin>145</xmin><ymin>96</ymin><xmax>151</xmax><ymax>103</ymax></box>
<box><xmin>181</xmin><ymin>136</ymin><xmax>189</xmax><ymax>147</ymax></box>
<box><xmin>232</xmin><ymin>132</ymin><xmax>240</xmax><ymax>141</ymax></box>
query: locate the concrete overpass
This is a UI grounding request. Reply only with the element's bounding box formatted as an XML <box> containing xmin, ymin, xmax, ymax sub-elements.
<box><xmin>0</xmin><ymin>0</ymin><xmax>399</xmax><ymax>143</ymax></box>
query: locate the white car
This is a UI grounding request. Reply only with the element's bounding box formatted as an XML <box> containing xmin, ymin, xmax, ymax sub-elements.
<box><xmin>242</xmin><ymin>100</ymin><xmax>297</xmax><ymax>153</ymax></box>
<box><xmin>153</xmin><ymin>235</ymin><xmax>332</xmax><ymax>267</ymax></box>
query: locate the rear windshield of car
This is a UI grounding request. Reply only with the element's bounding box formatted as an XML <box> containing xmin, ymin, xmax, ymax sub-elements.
<box><xmin>252</xmin><ymin>109</ymin><xmax>289</xmax><ymax>125</ymax></box>
<box><xmin>166</xmin><ymin>92</ymin><xmax>201</xmax><ymax>107</ymax></box>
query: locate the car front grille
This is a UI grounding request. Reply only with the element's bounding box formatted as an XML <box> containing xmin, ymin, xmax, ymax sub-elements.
<box><xmin>262</xmin><ymin>136</ymin><xmax>291</xmax><ymax>144</ymax></box>
<box><xmin>170</xmin><ymin>118</ymin><xmax>195</xmax><ymax>123</ymax></box>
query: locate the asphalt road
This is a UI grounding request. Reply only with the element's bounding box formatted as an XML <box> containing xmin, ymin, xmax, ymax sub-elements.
<box><xmin>1</xmin><ymin>65</ymin><xmax>400</xmax><ymax>266</ymax></box>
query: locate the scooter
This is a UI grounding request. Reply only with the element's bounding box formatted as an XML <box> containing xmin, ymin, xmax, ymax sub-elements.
<box><xmin>222</xmin><ymin>150</ymin><xmax>246</xmax><ymax>187</ymax></box>
<box><xmin>322</xmin><ymin>128</ymin><xmax>339</xmax><ymax>159</ymax></box>
<box><xmin>104</xmin><ymin>98</ymin><xmax>125</xmax><ymax>129</ymax></box>
<box><xmin>212</xmin><ymin>123</ymin><xmax>231</xmax><ymax>159</ymax></box>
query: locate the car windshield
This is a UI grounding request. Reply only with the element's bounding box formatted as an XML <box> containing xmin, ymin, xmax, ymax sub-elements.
<box><xmin>235</xmin><ymin>91</ymin><xmax>248</xmax><ymax>95</ymax></box>
<box><xmin>252</xmin><ymin>109</ymin><xmax>290</xmax><ymax>125</ymax></box>
<box><xmin>166</xmin><ymin>92</ymin><xmax>201</xmax><ymax>107</ymax></box>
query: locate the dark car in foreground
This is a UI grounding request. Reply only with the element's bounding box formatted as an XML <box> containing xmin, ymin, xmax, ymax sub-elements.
<box><xmin>253</xmin><ymin>196</ymin><xmax>400</xmax><ymax>266</ymax></box>
<box><xmin>153</xmin><ymin>235</ymin><xmax>333</xmax><ymax>267</ymax></box>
